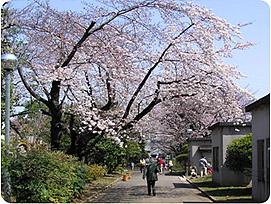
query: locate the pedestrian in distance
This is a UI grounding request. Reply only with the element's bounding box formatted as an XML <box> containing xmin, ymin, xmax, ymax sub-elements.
<box><xmin>143</xmin><ymin>156</ymin><xmax>160</xmax><ymax>196</ymax></box>
<box><xmin>168</xmin><ymin>160</ymin><xmax>173</xmax><ymax>172</ymax></box>
<box><xmin>131</xmin><ymin>162</ymin><xmax>135</xmax><ymax>170</ymax></box>
<box><xmin>199</xmin><ymin>156</ymin><xmax>208</xmax><ymax>177</ymax></box>
<box><xmin>139</xmin><ymin>158</ymin><xmax>146</xmax><ymax>173</ymax></box>
<box><xmin>158</xmin><ymin>157</ymin><xmax>165</xmax><ymax>174</ymax></box>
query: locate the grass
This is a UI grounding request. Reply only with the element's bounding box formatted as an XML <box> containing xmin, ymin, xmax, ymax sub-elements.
<box><xmin>72</xmin><ymin>174</ymin><xmax>121</xmax><ymax>202</ymax></box>
<box><xmin>190</xmin><ymin>176</ymin><xmax>253</xmax><ymax>203</ymax></box>
<box><xmin>92</xmin><ymin>174</ymin><xmax>121</xmax><ymax>186</ymax></box>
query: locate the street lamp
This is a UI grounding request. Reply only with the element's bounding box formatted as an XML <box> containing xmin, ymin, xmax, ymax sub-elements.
<box><xmin>1</xmin><ymin>53</ymin><xmax>17</xmax><ymax>154</ymax></box>
<box><xmin>185</xmin><ymin>128</ymin><xmax>193</xmax><ymax>177</ymax></box>
<box><xmin>1</xmin><ymin>53</ymin><xmax>17</xmax><ymax>201</ymax></box>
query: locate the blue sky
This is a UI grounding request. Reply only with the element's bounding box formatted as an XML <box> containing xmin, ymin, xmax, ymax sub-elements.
<box><xmin>4</xmin><ymin>0</ymin><xmax>270</xmax><ymax>99</ymax></box>
<box><xmin>196</xmin><ymin>0</ymin><xmax>270</xmax><ymax>99</ymax></box>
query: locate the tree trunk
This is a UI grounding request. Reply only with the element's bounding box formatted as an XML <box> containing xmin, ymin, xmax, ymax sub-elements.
<box><xmin>50</xmin><ymin>108</ymin><xmax>62</xmax><ymax>150</ymax></box>
<box><xmin>49</xmin><ymin>80</ymin><xmax>62</xmax><ymax>150</ymax></box>
<box><xmin>67</xmin><ymin>114</ymin><xmax>77</xmax><ymax>155</ymax></box>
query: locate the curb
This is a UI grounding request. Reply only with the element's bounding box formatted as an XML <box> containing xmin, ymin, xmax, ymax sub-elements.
<box><xmin>184</xmin><ymin>176</ymin><xmax>216</xmax><ymax>203</ymax></box>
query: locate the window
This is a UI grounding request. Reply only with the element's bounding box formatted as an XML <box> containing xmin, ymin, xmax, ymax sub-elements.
<box><xmin>213</xmin><ymin>146</ymin><xmax>219</xmax><ymax>171</ymax></box>
<box><xmin>257</xmin><ymin>140</ymin><xmax>265</xmax><ymax>182</ymax></box>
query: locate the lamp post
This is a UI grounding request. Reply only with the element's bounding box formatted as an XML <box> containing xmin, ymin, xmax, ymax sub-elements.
<box><xmin>1</xmin><ymin>53</ymin><xmax>17</xmax><ymax>201</ymax></box>
<box><xmin>185</xmin><ymin>128</ymin><xmax>193</xmax><ymax>177</ymax></box>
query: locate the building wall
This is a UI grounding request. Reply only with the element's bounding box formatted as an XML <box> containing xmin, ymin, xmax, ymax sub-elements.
<box><xmin>251</xmin><ymin>104</ymin><xmax>270</xmax><ymax>202</ymax></box>
<box><xmin>211</xmin><ymin>128</ymin><xmax>222</xmax><ymax>184</ymax></box>
<box><xmin>222</xmin><ymin>126</ymin><xmax>252</xmax><ymax>164</ymax></box>
<box><xmin>211</xmin><ymin>126</ymin><xmax>252</xmax><ymax>186</ymax></box>
<box><xmin>188</xmin><ymin>139</ymin><xmax>211</xmax><ymax>174</ymax></box>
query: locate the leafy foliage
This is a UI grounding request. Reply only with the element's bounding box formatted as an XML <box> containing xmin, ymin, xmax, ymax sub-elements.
<box><xmin>225</xmin><ymin>133</ymin><xmax>252</xmax><ymax>173</ymax></box>
<box><xmin>9</xmin><ymin>149</ymin><xmax>88</xmax><ymax>203</ymax></box>
<box><xmin>124</xmin><ymin>140</ymin><xmax>142</xmax><ymax>163</ymax></box>
<box><xmin>15</xmin><ymin>100</ymin><xmax>51</xmax><ymax>142</ymax></box>
<box><xmin>76</xmin><ymin>131</ymin><xmax>125</xmax><ymax>173</ymax></box>
<box><xmin>94</xmin><ymin>137</ymin><xmax>126</xmax><ymax>173</ymax></box>
<box><xmin>175</xmin><ymin>144</ymin><xmax>189</xmax><ymax>171</ymax></box>
<box><xmin>87</xmin><ymin>164</ymin><xmax>107</xmax><ymax>180</ymax></box>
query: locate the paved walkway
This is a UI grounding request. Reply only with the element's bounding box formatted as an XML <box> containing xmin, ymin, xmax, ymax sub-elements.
<box><xmin>90</xmin><ymin>171</ymin><xmax>212</xmax><ymax>203</ymax></box>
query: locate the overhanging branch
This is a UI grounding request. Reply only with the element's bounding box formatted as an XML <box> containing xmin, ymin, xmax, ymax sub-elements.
<box><xmin>60</xmin><ymin>21</ymin><xmax>96</xmax><ymax>68</ymax></box>
<box><xmin>17</xmin><ymin>65</ymin><xmax>49</xmax><ymax>106</ymax></box>
<box><xmin>122</xmin><ymin>23</ymin><xmax>194</xmax><ymax>119</ymax></box>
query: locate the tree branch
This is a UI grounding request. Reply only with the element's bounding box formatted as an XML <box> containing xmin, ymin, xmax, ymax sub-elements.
<box><xmin>60</xmin><ymin>86</ymin><xmax>70</xmax><ymax>106</ymax></box>
<box><xmin>84</xmin><ymin>71</ymin><xmax>93</xmax><ymax>96</ymax></box>
<box><xmin>122</xmin><ymin>23</ymin><xmax>194</xmax><ymax>119</ymax></box>
<box><xmin>101</xmin><ymin>71</ymin><xmax>116</xmax><ymax>111</ymax></box>
<box><xmin>10</xmin><ymin>111</ymin><xmax>29</xmax><ymax>117</ymax></box>
<box><xmin>17</xmin><ymin>65</ymin><xmax>49</xmax><ymax>106</ymax></box>
<box><xmin>123</xmin><ymin>92</ymin><xmax>197</xmax><ymax>130</ymax></box>
<box><xmin>41</xmin><ymin>109</ymin><xmax>51</xmax><ymax>116</ymax></box>
<box><xmin>10</xmin><ymin>121</ymin><xmax>24</xmax><ymax>139</ymax></box>
<box><xmin>60</xmin><ymin>21</ymin><xmax>96</xmax><ymax>68</ymax></box>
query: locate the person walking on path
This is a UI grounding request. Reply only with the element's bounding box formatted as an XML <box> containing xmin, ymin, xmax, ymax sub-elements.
<box><xmin>168</xmin><ymin>160</ymin><xmax>173</xmax><ymax>172</ymax></box>
<box><xmin>131</xmin><ymin>162</ymin><xmax>135</xmax><ymax>170</ymax></box>
<box><xmin>158</xmin><ymin>158</ymin><xmax>165</xmax><ymax>174</ymax></box>
<box><xmin>139</xmin><ymin>158</ymin><xmax>146</xmax><ymax>173</ymax></box>
<box><xmin>199</xmin><ymin>156</ymin><xmax>208</xmax><ymax>177</ymax></box>
<box><xmin>143</xmin><ymin>156</ymin><xmax>160</xmax><ymax>196</ymax></box>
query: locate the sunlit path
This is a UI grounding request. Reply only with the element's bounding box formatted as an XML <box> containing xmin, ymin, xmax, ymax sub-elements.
<box><xmin>90</xmin><ymin>171</ymin><xmax>212</xmax><ymax>203</ymax></box>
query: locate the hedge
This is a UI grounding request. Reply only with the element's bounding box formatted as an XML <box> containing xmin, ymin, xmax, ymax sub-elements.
<box><xmin>225</xmin><ymin>133</ymin><xmax>252</xmax><ymax>173</ymax></box>
<box><xmin>9</xmin><ymin>149</ymin><xmax>88</xmax><ymax>203</ymax></box>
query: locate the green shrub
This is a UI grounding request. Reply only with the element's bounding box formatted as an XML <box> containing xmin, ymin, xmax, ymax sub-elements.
<box><xmin>114</xmin><ymin>165</ymin><xmax>125</xmax><ymax>174</ymax></box>
<box><xmin>92</xmin><ymin>138</ymin><xmax>126</xmax><ymax>173</ymax></box>
<box><xmin>225</xmin><ymin>133</ymin><xmax>252</xmax><ymax>173</ymax></box>
<box><xmin>175</xmin><ymin>144</ymin><xmax>188</xmax><ymax>171</ymax></box>
<box><xmin>124</xmin><ymin>140</ymin><xmax>141</xmax><ymax>163</ymax></box>
<box><xmin>9</xmin><ymin>149</ymin><xmax>88</xmax><ymax>203</ymax></box>
<box><xmin>87</xmin><ymin>164</ymin><xmax>107</xmax><ymax>180</ymax></box>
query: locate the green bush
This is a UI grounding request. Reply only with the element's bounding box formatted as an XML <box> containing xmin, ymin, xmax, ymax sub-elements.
<box><xmin>87</xmin><ymin>164</ymin><xmax>107</xmax><ymax>180</ymax></box>
<box><xmin>225</xmin><ymin>133</ymin><xmax>252</xmax><ymax>173</ymax></box>
<box><xmin>124</xmin><ymin>140</ymin><xmax>141</xmax><ymax>163</ymax></box>
<box><xmin>114</xmin><ymin>165</ymin><xmax>125</xmax><ymax>174</ymax></box>
<box><xmin>175</xmin><ymin>144</ymin><xmax>188</xmax><ymax>171</ymax></box>
<box><xmin>96</xmin><ymin>138</ymin><xmax>125</xmax><ymax>173</ymax></box>
<box><xmin>9</xmin><ymin>149</ymin><xmax>88</xmax><ymax>203</ymax></box>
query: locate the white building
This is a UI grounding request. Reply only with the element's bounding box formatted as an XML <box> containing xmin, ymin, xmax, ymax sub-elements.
<box><xmin>209</xmin><ymin>122</ymin><xmax>252</xmax><ymax>186</ymax></box>
<box><xmin>187</xmin><ymin>137</ymin><xmax>212</xmax><ymax>175</ymax></box>
<box><xmin>246</xmin><ymin>94</ymin><xmax>270</xmax><ymax>202</ymax></box>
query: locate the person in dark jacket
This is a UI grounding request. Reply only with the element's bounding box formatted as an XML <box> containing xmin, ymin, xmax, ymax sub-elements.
<box><xmin>143</xmin><ymin>157</ymin><xmax>159</xmax><ymax>196</ymax></box>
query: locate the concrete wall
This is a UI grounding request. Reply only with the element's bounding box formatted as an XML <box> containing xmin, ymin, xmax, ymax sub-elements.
<box><xmin>211</xmin><ymin>128</ymin><xmax>222</xmax><ymax>184</ymax></box>
<box><xmin>222</xmin><ymin>126</ymin><xmax>252</xmax><ymax>164</ymax></box>
<box><xmin>251</xmin><ymin>104</ymin><xmax>270</xmax><ymax>202</ymax></box>
<box><xmin>188</xmin><ymin>139</ymin><xmax>211</xmax><ymax>174</ymax></box>
<box><xmin>211</xmin><ymin>125</ymin><xmax>252</xmax><ymax>186</ymax></box>
<box><xmin>218</xmin><ymin>167</ymin><xmax>251</xmax><ymax>186</ymax></box>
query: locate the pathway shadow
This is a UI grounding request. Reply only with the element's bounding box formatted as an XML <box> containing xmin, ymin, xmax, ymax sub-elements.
<box><xmin>173</xmin><ymin>183</ymin><xmax>194</xmax><ymax>189</ymax></box>
<box><xmin>165</xmin><ymin>171</ymin><xmax>185</xmax><ymax>176</ymax></box>
<box><xmin>128</xmin><ymin>186</ymin><xmax>150</xmax><ymax>196</ymax></box>
<box><xmin>92</xmin><ymin>187</ymin><xmax>126</xmax><ymax>203</ymax></box>
<box><xmin>205</xmin><ymin>187</ymin><xmax>252</xmax><ymax>197</ymax></box>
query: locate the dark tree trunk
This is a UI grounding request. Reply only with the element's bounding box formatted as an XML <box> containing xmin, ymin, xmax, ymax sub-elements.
<box><xmin>67</xmin><ymin>114</ymin><xmax>77</xmax><ymax>155</ymax></box>
<box><xmin>49</xmin><ymin>80</ymin><xmax>62</xmax><ymax>150</ymax></box>
<box><xmin>50</xmin><ymin>107</ymin><xmax>62</xmax><ymax>150</ymax></box>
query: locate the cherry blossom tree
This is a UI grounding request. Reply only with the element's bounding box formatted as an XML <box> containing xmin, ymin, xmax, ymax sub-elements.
<box><xmin>139</xmin><ymin>88</ymin><xmax>253</xmax><ymax>153</ymax></box>
<box><xmin>10</xmin><ymin>0</ymin><xmax>253</xmax><ymax>150</ymax></box>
